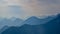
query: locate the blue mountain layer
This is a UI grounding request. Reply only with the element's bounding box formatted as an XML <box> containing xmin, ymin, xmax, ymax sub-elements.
<box><xmin>1</xmin><ymin>14</ymin><xmax>60</xmax><ymax>34</ymax></box>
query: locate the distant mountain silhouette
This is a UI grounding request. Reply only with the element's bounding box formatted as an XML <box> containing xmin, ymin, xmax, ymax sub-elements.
<box><xmin>23</xmin><ymin>16</ymin><xmax>42</xmax><ymax>25</ymax></box>
<box><xmin>11</xmin><ymin>18</ymin><xmax>23</xmax><ymax>26</ymax></box>
<box><xmin>0</xmin><ymin>15</ymin><xmax>56</xmax><ymax>29</ymax></box>
<box><xmin>0</xmin><ymin>17</ymin><xmax>23</xmax><ymax>26</ymax></box>
<box><xmin>43</xmin><ymin>14</ymin><xmax>60</xmax><ymax>34</ymax></box>
<box><xmin>0</xmin><ymin>17</ymin><xmax>23</xmax><ymax>31</ymax></box>
<box><xmin>24</xmin><ymin>16</ymin><xmax>56</xmax><ymax>25</ymax></box>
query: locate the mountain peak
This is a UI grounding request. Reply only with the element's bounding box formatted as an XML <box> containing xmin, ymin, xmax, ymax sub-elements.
<box><xmin>28</xmin><ymin>16</ymin><xmax>40</xmax><ymax>20</ymax></box>
<box><xmin>23</xmin><ymin>16</ymin><xmax>41</xmax><ymax>25</ymax></box>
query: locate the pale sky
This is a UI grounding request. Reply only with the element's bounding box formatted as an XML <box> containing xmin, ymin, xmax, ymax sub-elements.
<box><xmin>0</xmin><ymin>0</ymin><xmax>60</xmax><ymax>19</ymax></box>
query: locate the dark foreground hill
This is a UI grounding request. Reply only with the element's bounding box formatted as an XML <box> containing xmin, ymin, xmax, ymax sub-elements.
<box><xmin>43</xmin><ymin>14</ymin><xmax>60</xmax><ymax>34</ymax></box>
<box><xmin>1</xmin><ymin>24</ymin><xmax>45</xmax><ymax>34</ymax></box>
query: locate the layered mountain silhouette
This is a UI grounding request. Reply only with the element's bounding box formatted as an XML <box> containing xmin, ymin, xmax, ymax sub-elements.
<box><xmin>1</xmin><ymin>14</ymin><xmax>60</xmax><ymax>34</ymax></box>
<box><xmin>23</xmin><ymin>16</ymin><xmax>55</xmax><ymax>25</ymax></box>
<box><xmin>0</xmin><ymin>17</ymin><xmax>23</xmax><ymax>26</ymax></box>
<box><xmin>0</xmin><ymin>17</ymin><xmax>23</xmax><ymax>31</ymax></box>
<box><xmin>0</xmin><ymin>15</ymin><xmax>55</xmax><ymax>29</ymax></box>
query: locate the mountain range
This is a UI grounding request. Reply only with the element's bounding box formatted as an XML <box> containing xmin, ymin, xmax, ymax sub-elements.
<box><xmin>23</xmin><ymin>16</ymin><xmax>56</xmax><ymax>25</ymax></box>
<box><xmin>0</xmin><ymin>17</ymin><xmax>23</xmax><ymax>29</ymax></box>
<box><xmin>1</xmin><ymin>14</ymin><xmax>60</xmax><ymax>34</ymax></box>
<box><xmin>0</xmin><ymin>15</ymin><xmax>56</xmax><ymax>28</ymax></box>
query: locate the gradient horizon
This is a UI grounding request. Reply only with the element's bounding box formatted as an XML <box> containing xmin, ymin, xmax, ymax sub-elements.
<box><xmin>0</xmin><ymin>0</ymin><xmax>60</xmax><ymax>19</ymax></box>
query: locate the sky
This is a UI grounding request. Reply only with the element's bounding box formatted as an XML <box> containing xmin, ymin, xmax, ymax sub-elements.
<box><xmin>0</xmin><ymin>0</ymin><xmax>60</xmax><ymax>19</ymax></box>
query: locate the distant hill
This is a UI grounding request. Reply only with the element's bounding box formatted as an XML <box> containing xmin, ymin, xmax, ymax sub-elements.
<box><xmin>11</xmin><ymin>18</ymin><xmax>23</xmax><ymax>26</ymax></box>
<box><xmin>0</xmin><ymin>17</ymin><xmax>23</xmax><ymax>26</ymax></box>
<box><xmin>23</xmin><ymin>16</ymin><xmax>41</xmax><ymax>25</ymax></box>
<box><xmin>24</xmin><ymin>16</ymin><xmax>56</xmax><ymax>25</ymax></box>
<box><xmin>0</xmin><ymin>17</ymin><xmax>23</xmax><ymax>32</ymax></box>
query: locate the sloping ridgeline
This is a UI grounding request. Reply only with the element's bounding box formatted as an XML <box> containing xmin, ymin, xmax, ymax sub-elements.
<box><xmin>1</xmin><ymin>14</ymin><xmax>60</xmax><ymax>34</ymax></box>
<box><xmin>43</xmin><ymin>14</ymin><xmax>60</xmax><ymax>34</ymax></box>
<box><xmin>1</xmin><ymin>24</ymin><xmax>45</xmax><ymax>34</ymax></box>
